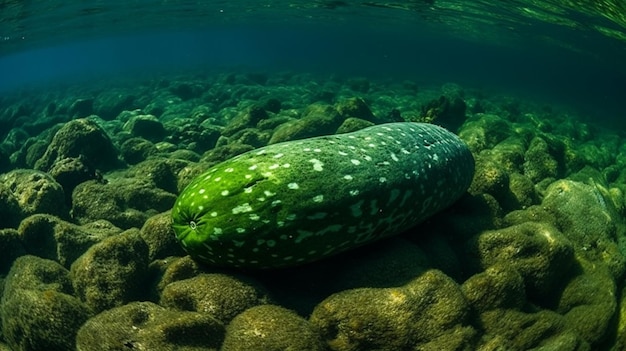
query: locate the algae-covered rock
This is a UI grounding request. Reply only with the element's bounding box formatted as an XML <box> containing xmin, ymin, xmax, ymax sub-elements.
<box><xmin>199</xmin><ymin>143</ymin><xmax>255</xmax><ymax>166</ymax></box>
<box><xmin>76</xmin><ymin>301</ymin><xmax>224</xmax><ymax>351</ymax></box>
<box><xmin>420</xmin><ymin>94</ymin><xmax>467</xmax><ymax>131</ymax></box>
<box><xmin>48</xmin><ymin>156</ymin><xmax>100</xmax><ymax>202</ymax></box>
<box><xmin>458</xmin><ymin>114</ymin><xmax>512</xmax><ymax>153</ymax></box>
<box><xmin>557</xmin><ymin>263</ymin><xmax>617</xmax><ymax>347</ymax></box>
<box><xmin>269</xmin><ymin>103</ymin><xmax>344</xmax><ymax>144</ymax></box>
<box><xmin>71</xmin><ymin>177</ymin><xmax>176</xmax><ymax>229</ymax></box>
<box><xmin>160</xmin><ymin>273</ymin><xmax>271</xmax><ymax>324</ymax></box>
<box><xmin>222</xmin><ymin>305</ymin><xmax>325</xmax><ymax>351</ymax></box>
<box><xmin>310</xmin><ymin>270</ymin><xmax>471</xmax><ymax>351</ymax></box>
<box><xmin>2</xmin><ymin>255</ymin><xmax>74</xmax><ymax>295</ymax></box>
<box><xmin>68</xmin><ymin>97</ymin><xmax>94</xmax><ymax>117</ymax></box>
<box><xmin>469</xmin><ymin>149</ymin><xmax>539</xmax><ymax>211</ymax></box>
<box><xmin>523</xmin><ymin>136</ymin><xmax>561</xmax><ymax>183</ymax></box>
<box><xmin>0</xmin><ymin>169</ymin><xmax>66</xmax><ymax>218</ymax></box>
<box><xmin>335</xmin><ymin>117</ymin><xmax>374</xmax><ymax>134</ymax></box>
<box><xmin>123</xmin><ymin>114</ymin><xmax>166</xmax><ymax>142</ymax></box>
<box><xmin>469</xmin><ymin>153</ymin><xmax>510</xmax><ymax>196</ymax></box>
<box><xmin>461</xmin><ymin>263</ymin><xmax>526</xmax><ymax>313</ymax></box>
<box><xmin>34</xmin><ymin>118</ymin><xmax>120</xmax><ymax>172</ymax></box>
<box><xmin>490</xmin><ymin>136</ymin><xmax>528</xmax><ymax>174</ymax></box>
<box><xmin>150</xmin><ymin>255</ymin><xmax>202</xmax><ymax>297</ymax></box>
<box><xmin>225</xmin><ymin>127</ymin><xmax>271</xmax><ymax>148</ymax></box>
<box><xmin>222</xmin><ymin>105</ymin><xmax>268</xmax><ymax>137</ymax></box>
<box><xmin>542</xmin><ymin>179</ymin><xmax>626</xmax><ymax>279</ymax></box>
<box><xmin>3</xmin><ymin>289</ymin><xmax>90</xmax><ymax>351</ymax></box>
<box><xmin>0</xmin><ymin>228</ymin><xmax>26</xmax><ymax>273</ymax></box>
<box><xmin>507</xmin><ymin>172</ymin><xmax>540</xmax><ymax>209</ymax></box>
<box><xmin>336</xmin><ymin>97</ymin><xmax>381</xmax><ymax>124</ymax></box>
<box><xmin>0</xmin><ymin>183</ymin><xmax>22</xmax><ymax>228</ymax></box>
<box><xmin>260</xmin><ymin>96</ymin><xmax>281</xmax><ymax>113</ymax></box>
<box><xmin>1</xmin><ymin>255</ymin><xmax>90</xmax><ymax>351</ymax></box>
<box><xmin>139</xmin><ymin>211</ymin><xmax>185</xmax><ymax>260</ymax></box>
<box><xmin>478</xmin><ymin>309</ymin><xmax>589</xmax><ymax>350</ymax></box>
<box><xmin>120</xmin><ymin>137</ymin><xmax>159</xmax><ymax>164</ymax></box>
<box><xmin>126</xmin><ymin>157</ymin><xmax>190</xmax><ymax>194</ymax></box>
<box><xmin>18</xmin><ymin>214</ymin><xmax>121</xmax><ymax>267</ymax></box>
<box><xmin>468</xmin><ymin>222</ymin><xmax>575</xmax><ymax>301</ymax></box>
<box><xmin>168</xmin><ymin>121</ymin><xmax>221</xmax><ymax>153</ymax></box>
<box><xmin>70</xmin><ymin>229</ymin><xmax>149</xmax><ymax>313</ymax></box>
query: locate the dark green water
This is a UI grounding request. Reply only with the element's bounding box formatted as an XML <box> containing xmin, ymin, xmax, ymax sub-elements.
<box><xmin>1</xmin><ymin>1</ymin><xmax>626</xmax><ymax>351</ymax></box>
<box><xmin>1</xmin><ymin>1</ymin><xmax>625</xmax><ymax>119</ymax></box>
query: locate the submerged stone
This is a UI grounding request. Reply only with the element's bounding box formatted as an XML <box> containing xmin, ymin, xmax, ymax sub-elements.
<box><xmin>222</xmin><ymin>305</ymin><xmax>325</xmax><ymax>351</ymax></box>
<box><xmin>76</xmin><ymin>301</ymin><xmax>224</xmax><ymax>351</ymax></box>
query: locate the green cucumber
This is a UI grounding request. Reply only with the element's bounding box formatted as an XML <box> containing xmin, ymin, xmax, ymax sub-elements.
<box><xmin>171</xmin><ymin>122</ymin><xmax>474</xmax><ymax>269</ymax></box>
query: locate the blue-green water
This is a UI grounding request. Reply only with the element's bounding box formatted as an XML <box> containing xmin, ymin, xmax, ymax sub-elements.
<box><xmin>1</xmin><ymin>1</ymin><xmax>624</xmax><ymax>118</ymax></box>
<box><xmin>1</xmin><ymin>1</ymin><xmax>626</xmax><ymax>350</ymax></box>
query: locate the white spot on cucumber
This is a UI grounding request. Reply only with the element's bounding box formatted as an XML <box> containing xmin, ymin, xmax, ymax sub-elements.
<box><xmin>309</xmin><ymin>159</ymin><xmax>324</xmax><ymax>171</ymax></box>
<box><xmin>232</xmin><ymin>203</ymin><xmax>253</xmax><ymax>214</ymax></box>
<box><xmin>288</xmin><ymin>183</ymin><xmax>299</xmax><ymax>189</ymax></box>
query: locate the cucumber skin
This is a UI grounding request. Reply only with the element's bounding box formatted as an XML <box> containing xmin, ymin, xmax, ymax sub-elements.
<box><xmin>171</xmin><ymin>122</ymin><xmax>474</xmax><ymax>269</ymax></box>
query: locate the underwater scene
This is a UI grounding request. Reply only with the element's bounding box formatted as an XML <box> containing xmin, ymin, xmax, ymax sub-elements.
<box><xmin>1</xmin><ymin>1</ymin><xmax>626</xmax><ymax>350</ymax></box>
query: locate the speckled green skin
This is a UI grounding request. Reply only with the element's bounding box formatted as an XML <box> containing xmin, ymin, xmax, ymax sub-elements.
<box><xmin>171</xmin><ymin>122</ymin><xmax>474</xmax><ymax>269</ymax></box>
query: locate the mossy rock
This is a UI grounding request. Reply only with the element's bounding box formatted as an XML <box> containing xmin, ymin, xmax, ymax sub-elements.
<box><xmin>76</xmin><ymin>301</ymin><xmax>224</xmax><ymax>351</ymax></box>
<box><xmin>70</xmin><ymin>229</ymin><xmax>150</xmax><ymax>313</ymax></box>
<box><xmin>222</xmin><ymin>305</ymin><xmax>324</xmax><ymax>351</ymax></box>
<box><xmin>160</xmin><ymin>273</ymin><xmax>271</xmax><ymax>324</ymax></box>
